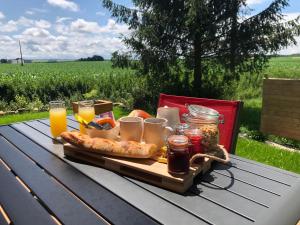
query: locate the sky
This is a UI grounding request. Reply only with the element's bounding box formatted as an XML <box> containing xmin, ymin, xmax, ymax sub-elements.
<box><xmin>0</xmin><ymin>0</ymin><xmax>299</xmax><ymax>60</ymax></box>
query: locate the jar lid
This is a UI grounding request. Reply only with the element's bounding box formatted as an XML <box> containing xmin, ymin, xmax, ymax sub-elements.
<box><xmin>187</xmin><ymin>104</ymin><xmax>219</xmax><ymax>119</ymax></box>
<box><xmin>184</xmin><ymin>128</ymin><xmax>202</xmax><ymax>137</ymax></box>
<box><xmin>175</xmin><ymin>123</ymin><xmax>189</xmax><ymax>130</ymax></box>
<box><xmin>167</xmin><ymin>135</ymin><xmax>188</xmax><ymax>150</ymax></box>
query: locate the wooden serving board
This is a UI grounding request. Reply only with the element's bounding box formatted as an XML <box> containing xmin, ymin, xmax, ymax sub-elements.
<box><xmin>63</xmin><ymin>144</ymin><xmax>213</xmax><ymax>193</ymax></box>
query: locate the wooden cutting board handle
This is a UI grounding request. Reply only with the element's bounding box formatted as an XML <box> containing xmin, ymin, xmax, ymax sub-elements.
<box><xmin>189</xmin><ymin>145</ymin><xmax>230</xmax><ymax>165</ymax></box>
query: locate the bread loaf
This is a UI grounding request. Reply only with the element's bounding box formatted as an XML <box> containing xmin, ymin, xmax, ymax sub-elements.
<box><xmin>61</xmin><ymin>131</ymin><xmax>157</xmax><ymax>158</ymax></box>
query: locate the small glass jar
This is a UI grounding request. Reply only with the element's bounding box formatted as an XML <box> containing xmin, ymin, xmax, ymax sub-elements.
<box><xmin>167</xmin><ymin>135</ymin><xmax>190</xmax><ymax>175</ymax></box>
<box><xmin>174</xmin><ymin>123</ymin><xmax>190</xmax><ymax>135</ymax></box>
<box><xmin>184</xmin><ymin>128</ymin><xmax>203</xmax><ymax>163</ymax></box>
<box><xmin>182</xmin><ymin>104</ymin><xmax>224</xmax><ymax>151</ymax></box>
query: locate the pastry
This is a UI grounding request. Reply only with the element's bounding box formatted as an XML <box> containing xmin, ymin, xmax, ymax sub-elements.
<box><xmin>61</xmin><ymin>131</ymin><xmax>157</xmax><ymax>158</ymax></box>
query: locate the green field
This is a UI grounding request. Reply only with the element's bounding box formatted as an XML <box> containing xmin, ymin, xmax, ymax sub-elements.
<box><xmin>0</xmin><ymin>57</ymin><xmax>300</xmax><ymax>109</ymax></box>
<box><xmin>264</xmin><ymin>56</ymin><xmax>300</xmax><ymax>78</ymax></box>
<box><xmin>0</xmin><ymin>56</ymin><xmax>299</xmax><ymax>173</ymax></box>
<box><xmin>0</xmin><ymin>61</ymin><xmax>140</xmax><ymax>111</ymax></box>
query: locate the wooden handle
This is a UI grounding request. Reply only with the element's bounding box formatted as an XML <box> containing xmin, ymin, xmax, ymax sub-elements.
<box><xmin>189</xmin><ymin>145</ymin><xmax>230</xmax><ymax>165</ymax></box>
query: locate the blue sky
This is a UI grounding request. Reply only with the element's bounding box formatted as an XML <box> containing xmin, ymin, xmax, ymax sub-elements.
<box><xmin>0</xmin><ymin>0</ymin><xmax>299</xmax><ymax>59</ymax></box>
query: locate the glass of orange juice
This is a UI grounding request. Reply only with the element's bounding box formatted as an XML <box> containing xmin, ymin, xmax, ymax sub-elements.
<box><xmin>49</xmin><ymin>101</ymin><xmax>67</xmax><ymax>138</ymax></box>
<box><xmin>78</xmin><ymin>100</ymin><xmax>95</xmax><ymax>134</ymax></box>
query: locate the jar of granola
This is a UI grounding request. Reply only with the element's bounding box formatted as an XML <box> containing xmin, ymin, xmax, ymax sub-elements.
<box><xmin>182</xmin><ymin>104</ymin><xmax>224</xmax><ymax>151</ymax></box>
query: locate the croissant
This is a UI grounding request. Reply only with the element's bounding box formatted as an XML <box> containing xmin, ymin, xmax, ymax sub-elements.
<box><xmin>61</xmin><ymin>131</ymin><xmax>157</xmax><ymax>158</ymax></box>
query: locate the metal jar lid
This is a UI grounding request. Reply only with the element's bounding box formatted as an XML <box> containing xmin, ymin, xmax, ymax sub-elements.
<box><xmin>167</xmin><ymin>135</ymin><xmax>189</xmax><ymax>150</ymax></box>
<box><xmin>187</xmin><ymin>104</ymin><xmax>221</xmax><ymax>121</ymax></box>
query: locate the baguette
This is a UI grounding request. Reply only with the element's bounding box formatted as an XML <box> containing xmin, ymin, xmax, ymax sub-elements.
<box><xmin>61</xmin><ymin>131</ymin><xmax>157</xmax><ymax>158</ymax></box>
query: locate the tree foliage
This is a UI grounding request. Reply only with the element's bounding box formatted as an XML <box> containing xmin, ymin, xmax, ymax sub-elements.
<box><xmin>78</xmin><ymin>55</ymin><xmax>104</xmax><ymax>61</ymax></box>
<box><xmin>111</xmin><ymin>51</ymin><xmax>131</xmax><ymax>68</ymax></box>
<box><xmin>103</xmin><ymin>0</ymin><xmax>300</xmax><ymax>97</ymax></box>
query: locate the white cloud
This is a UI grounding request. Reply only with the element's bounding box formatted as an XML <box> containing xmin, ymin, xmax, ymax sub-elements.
<box><xmin>35</xmin><ymin>20</ymin><xmax>51</xmax><ymax>29</ymax></box>
<box><xmin>279</xmin><ymin>36</ymin><xmax>300</xmax><ymax>55</ymax></box>
<box><xmin>31</xmin><ymin>8</ymin><xmax>48</xmax><ymax>14</ymax></box>
<box><xmin>47</xmin><ymin>0</ymin><xmax>79</xmax><ymax>12</ymax></box>
<box><xmin>0</xmin><ymin>20</ymin><xmax>18</xmax><ymax>32</ymax></box>
<box><xmin>278</xmin><ymin>12</ymin><xmax>300</xmax><ymax>55</ymax></box>
<box><xmin>22</xmin><ymin>27</ymin><xmax>52</xmax><ymax>38</ymax></box>
<box><xmin>283</xmin><ymin>12</ymin><xmax>300</xmax><ymax>21</ymax></box>
<box><xmin>0</xmin><ymin>17</ymin><xmax>50</xmax><ymax>33</ymax></box>
<box><xmin>25</xmin><ymin>10</ymin><xmax>34</xmax><ymax>15</ymax></box>
<box><xmin>70</xmin><ymin>19</ymin><xmax>100</xmax><ymax>33</ymax></box>
<box><xmin>68</xmin><ymin>18</ymin><xmax>129</xmax><ymax>35</ymax></box>
<box><xmin>96</xmin><ymin>11</ymin><xmax>105</xmax><ymax>16</ymax></box>
<box><xmin>56</xmin><ymin>17</ymin><xmax>72</xmax><ymax>23</ymax></box>
<box><xmin>0</xmin><ymin>12</ymin><xmax>5</xmax><ymax>20</ymax></box>
<box><xmin>246</xmin><ymin>0</ymin><xmax>264</xmax><ymax>5</ymax></box>
<box><xmin>0</xmin><ymin>18</ymin><xmax>130</xmax><ymax>59</ymax></box>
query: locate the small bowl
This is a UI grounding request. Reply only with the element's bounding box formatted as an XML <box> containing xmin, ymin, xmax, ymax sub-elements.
<box><xmin>86</xmin><ymin>123</ymin><xmax>120</xmax><ymax>141</ymax></box>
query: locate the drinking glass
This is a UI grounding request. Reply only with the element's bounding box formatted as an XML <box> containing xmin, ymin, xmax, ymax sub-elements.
<box><xmin>78</xmin><ymin>100</ymin><xmax>95</xmax><ymax>134</ymax></box>
<box><xmin>49</xmin><ymin>101</ymin><xmax>67</xmax><ymax>138</ymax></box>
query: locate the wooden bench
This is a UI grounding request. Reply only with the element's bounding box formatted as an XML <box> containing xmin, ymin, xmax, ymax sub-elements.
<box><xmin>260</xmin><ymin>78</ymin><xmax>300</xmax><ymax>140</ymax></box>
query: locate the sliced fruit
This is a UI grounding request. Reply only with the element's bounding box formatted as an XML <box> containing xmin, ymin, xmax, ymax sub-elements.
<box><xmin>95</xmin><ymin>117</ymin><xmax>116</xmax><ymax>128</ymax></box>
<box><xmin>128</xmin><ymin>109</ymin><xmax>152</xmax><ymax>119</ymax></box>
<box><xmin>157</xmin><ymin>157</ymin><xmax>167</xmax><ymax>164</ymax></box>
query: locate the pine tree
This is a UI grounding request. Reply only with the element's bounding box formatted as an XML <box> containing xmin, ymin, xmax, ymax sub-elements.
<box><xmin>103</xmin><ymin>0</ymin><xmax>300</xmax><ymax>96</ymax></box>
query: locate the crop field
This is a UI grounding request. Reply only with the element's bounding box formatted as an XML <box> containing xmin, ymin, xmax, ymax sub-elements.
<box><xmin>0</xmin><ymin>56</ymin><xmax>299</xmax><ymax>128</ymax></box>
<box><xmin>264</xmin><ymin>56</ymin><xmax>300</xmax><ymax>78</ymax></box>
<box><xmin>0</xmin><ymin>61</ymin><xmax>143</xmax><ymax>111</ymax></box>
<box><xmin>0</xmin><ymin>57</ymin><xmax>299</xmax><ymax>173</ymax></box>
<box><xmin>0</xmin><ymin>57</ymin><xmax>299</xmax><ymax>107</ymax></box>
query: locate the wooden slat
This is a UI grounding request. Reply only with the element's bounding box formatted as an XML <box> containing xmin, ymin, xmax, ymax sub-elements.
<box><xmin>228</xmin><ymin>158</ymin><xmax>298</xmax><ymax>185</ymax></box>
<box><xmin>230</xmin><ymin>154</ymin><xmax>299</xmax><ymax>178</ymax></box>
<box><xmin>14</xmin><ymin>119</ymin><xmax>300</xmax><ymax>225</ymax></box>
<box><xmin>0</xmin><ymin>161</ymin><xmax>56</xmax><ymax>225</ymax></box>
<box><xmin>261</xmin><ymin>78</ymin><xmax>300</xmax><ymax>140</ymax></box>
<box><xmin>63</xmin><ymin>144</ymin><xmax>202</xmax><ymax>194</ymax></box>
<box><xmin>212</xmin><ymin>163</ymin><xmax>290</xmax><ymax>195</ymax></box>
<box><xmin>39</xmin><ymin>118</ymin><xmax>79</xmax><ymax>130</ymax></box>
<box><xmin>0</xmin><ymin>136</ymin><xmax>106</xmax><ymax>225</ymax></box>
<box><xmin>254</xmin><ymin>179</ymin><xmax>300</xmax><ymax>225</ymax></box>
<box><xmin>201</xmin><ymin>171</ymin><xmax>279</xmax><ymax>206</ymax></box>
<box><xmin>126</xmin><ymin>177</ymin><xmax>253</xmax><ymax>225</ymax></box>
<box><xmin>0</xmin><ymin>208</ymin><xmax>8</xmax><ymax>225</ymax></box>
<box><xmin>192</xmin><ymin>181</ymin><xmax>268</xmax><ymax>219</ymax></box>
<box><xmin>8</xmin><ymin>123</ymin><xmax>204</xmax><ymax>225</ymax></box>
<box><xmin>0</xmin><ymin>125</ymin><xmax>157</xmax><ymax>225</ymax></box>
<box><xmin>261</xmin><ymin>108</ymin><xmax>300</xmax><ymax>120</ymax></box>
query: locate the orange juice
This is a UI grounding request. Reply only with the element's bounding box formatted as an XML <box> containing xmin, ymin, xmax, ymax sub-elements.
<box><xmin>50</xmin><ymin>108</ymin><xmax>67</xmax><ymax>137</ymax></box>
<box><xmin>78</xmin><ymin>107</ymin><xmax>95</xmax><ymax>133</ymax></box>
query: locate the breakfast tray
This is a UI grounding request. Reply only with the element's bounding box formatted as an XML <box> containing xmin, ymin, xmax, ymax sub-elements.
<box><xmin>64</xmin><ymin>144</ymin><xmax>214</xmax><ymax>193</ymax></box>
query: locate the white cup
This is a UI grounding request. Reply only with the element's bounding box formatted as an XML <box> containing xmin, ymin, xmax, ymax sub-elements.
<box><xmin>119</xmin><ymin>116</ymin><xmax>143</xmax><ymax>142</ymax></box>
<box><xmin>143</xmin><ymin>118</ymin><xmax>173</xmax><ymax>149</ymax></box>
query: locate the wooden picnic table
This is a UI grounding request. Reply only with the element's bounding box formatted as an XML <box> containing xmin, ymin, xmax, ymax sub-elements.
<box><xmin>0</xmin><ymin>116</ymin><xmax>299</xmax><ymax>225</ymax></box>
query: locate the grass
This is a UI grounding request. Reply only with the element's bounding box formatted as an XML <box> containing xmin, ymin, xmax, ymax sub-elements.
<box><xmin>264</xmin><ymin>56</ymin><xmax>300</xmax><ymax>78</ymax></box>
<box><xmin>0</xmin><ymin>111</ymin><xmax>50</xmax><ymax>125</ymax></box>
<box><xmin>236</xmin><ymin>137</ymin><xmax>300</xmax><ymax>174</ymax></box>
<box><xmin>0</xmin><ymin>107</ymin><xmax>128</xmax><ymax>126</ymax></box>
<box><xmin>240</xmin><ymin>98</ymin><xmax>262</xmax><ymax>132</ymax></box>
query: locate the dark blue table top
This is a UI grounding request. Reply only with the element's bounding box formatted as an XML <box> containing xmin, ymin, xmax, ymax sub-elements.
<box><xmin>0</xmin><ymin>117</ymin><xmax>299</xmax><ymax>225</ymax></box>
